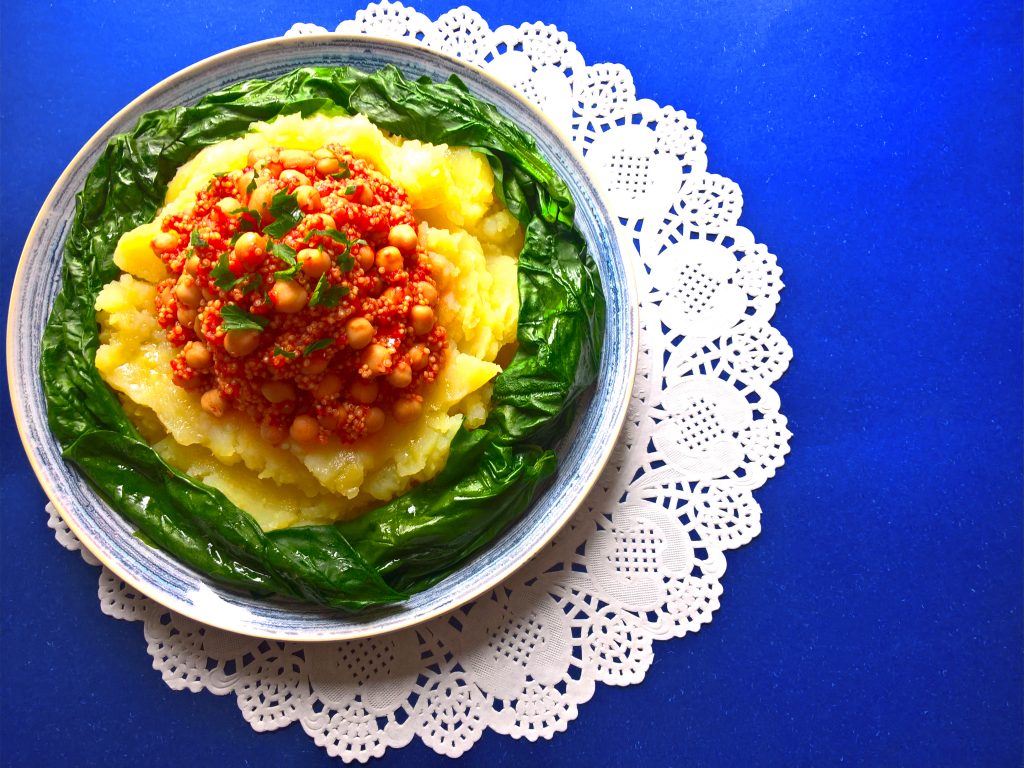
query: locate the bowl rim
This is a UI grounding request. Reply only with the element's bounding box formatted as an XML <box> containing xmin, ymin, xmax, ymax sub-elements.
<box><xmin>7</xmin><ymin>33</ymin><xmax>640</xmax><ymax>641</ymax></box>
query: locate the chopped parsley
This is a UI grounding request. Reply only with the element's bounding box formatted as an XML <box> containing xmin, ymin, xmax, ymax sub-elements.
<box><xmin>190</xmin><ymin>230</ymin><xmax>209</xmax><ymax>248</ymax></box>
<box><xmin>307</xmin><ymin>273</ymin><xmax>349</xmax><ymax>309</ymax></box>
<box><xmin>344</xmin><ymin>184</ymin><xmax>358</xmax><ymax>195</ymax></box>
<box><xmin>210</xmin><ymin>253</ymin><xmax>238</xmax><ymax>290</ymax></box>
<box><xmin>273</xmin><ymin>346</ymin><xmax>297</xmax><ymax>359</ymax></box>
<box><xmin>210</xmin><ymin>254</ymin><xmax>261</xmax><ymax>294</ymax></box>
<box><xmin>330</xmin><ymin>165</ymin><xmax>352</xmax><ymax>180</ymax></box>
<box><xmin>219</xmin><ymin>304</ymin><xmax>269</xmax><ymax>332</ymax></box>
<box><xmin>303</xmin><ymin>229</ymin><xmax>358</xmax><ymax>272</ymax></box>
<box><xmin>227</xmin><ymin>205</ymin><xmax>263</xmax><ymax>233</ymax></box>
<box><xmin>269</xmin><ymin>242</ymin><xmax>301</xmax><ymax>280</ymax></box>
<box><xmin>303</xmin><ymin>338</ymin><xmax>335</xmax><ymax>356</ymax></box>
<box><xmin>263</xmin><ymin>191</ymin><xmax>304</xmax><ymax>238</ymax></box>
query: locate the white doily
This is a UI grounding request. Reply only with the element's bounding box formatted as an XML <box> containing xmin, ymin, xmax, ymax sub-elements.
<box><xmin>49</xmin><ymin>3</ymin><xmax>791</xmax><ymax>762</ymax></box>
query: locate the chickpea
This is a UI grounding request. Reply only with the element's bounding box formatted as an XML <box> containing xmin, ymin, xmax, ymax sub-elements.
<box><xmin>392</xmin><ymin>397</ymin><xmax>423</xmax><ymax>423</ymax></box>
<box><xmin>278</xmin><ymin>169</ymin><xmax>310</xmax><ymax>187</ymax></box>
<box><xmin>260</xmin><ymin>418</ymin><xmax>288</xmax><ymax>446</ymax></box>
<box><xmin>410</xmin><ymin>305</ymin><xmax>435</xmax><ymax>336</ymax></box>
<box><xmin>185</xmin><ymin>255</ymin><xmax>202</xmax><ymax>276</ymax></box>
<box><xmin>152</xmin><ymin>230</ymin><xmax>180</xmax><ymax>253</ymax></box>
<box><xmin>305</xmin><ymin>212</ymin><xmax>337</xmax><ymax>231</ymax></box>
<box><xmin>303</xmin><ymin>357</ymin><xmax>329</xmax><ymax>375</ymax></box>
<box><xmin>387</xmin><ymin>223</ymin><xmax>418</xmax><ymax>253</ymax></box>
<box><xmin>314</xmin><ymin>373</ymin><xmax>343</xmax><ymax>399</ymax></box>
<box><xmin>200</xmin><ymin>389</ymin><xmax>229</xmax><ymax>418</ymax></box>
<box><xmin>247</xmin><ymin>183</ymin><xmax>277</xmax><ymax>221</ymax></box>
<box><xmin>345</xmin><ymin>317</ymin><xmax>375</xmax><ymax>350</ymax></box>
<box><xmin>217</xmin><ymin>196</ymin><xmax>242</xmax><ymax>215</ymax></box>
<box><xmin>289</xmin><ymin>414</ymin><xmax>320</xmax><ymax>443</ymax></box>
<box><xmin>416</xmin><ymin>280</ymin><xmax>439</xmax><ymax>305</ymax></box>
<box><xmin>172</xmin><ymin>372</ymin><xmax>203</xmax><ymax>390</ymax></box>
<box><xmin>375</xmin><ymin>245</ymin><xmax>404</xmax><ymax>273</ymax></box>
<box><xmin>355</xmin><ymin>244</ymin><xmax>375</xmax><ymax>270</ymax></box>
<box><xmin>193</xmin><ymin>316</ymin><xmax>206</xmax><ymax>339</ymax></box>
<box><xmin>247</xmin><ymin>147</ymin><xmax>279</xmax><ymax>167</ymax></box>
<box><xmin>319</xmin><ymin>411</ymin><xmax>341</xmax><ymax>431</ymax></box>
<box><xmin>234</xmin><ymin>170</ymin><xmax>255</xmax><ymax>200</ymax></box>
<box><xmin>233</xmin><ymin>231</ymin><xmax>268</xmax><ymax>266</ymax></box>
<box><xmin>176</xmin><ymin>306</ymin><xmax>197</xmax><ymax>328</ymax></box>
<box><xmin>313</xmin><ymin>148</ymin><xmax>336</xmax><ymax>161</ymax></box>
<box><xmin>360</xmin><ymin>344</ymin><xmax>391</xmax><ymax>377</ymax></box>
<box><xmin>364</xmin><ymin>407</ymin><xmax>386</xmax><ymax>434</ymax></box>
<box><xmin>357</xmin><ymin>185</ymin><xmax>375</xmax><ymax>206</ymax></box>
<box><xmin>408</xmin><ymin>344</ymin><xmax>430</xmax><ymax>371</ymax></box>
<box><xmin>269</xmin><ymin>280</ymin><xmax>308</xmax><ymax>313</ymax></box>
<box><xmin>298</xmin><ymin>247</ymin><xmax>331</xmax><ymax>278</ymax></box>
<box><xmin>261</xmin><ymin>380</ymin><xmax>296</xmax><ymax>403</ymax></box>
<box><xmin>174</xmin><ymin>275</ymin><xmax>202</xmax><ymax>308</ymax></box>
<box><xmin>294</xmin><ymin>185</ymin><xmax>323</xmax><ymax>213</ymax></box>
<box><xmin>381</xmin><ymin>286</ymin><xmax>406</xmax><ymax>305</ymax></box>
<box><xmin>315</xmin><ymin>156</ymin><xmax>341</xmax><ymax>175</ymax></box>
<box><xmin>387</xmin><ymin>361</ymin><xmax>413</xmax><ymax>389</ymax></box>
<box><xmin>350</xmin><ymin>379</ymin><xmax>379</xmax><ymax>404</ymax></box>
<box><xmin>280</xmin><ymin>149</ymin><xmax>316</xmax><ymax>170</ymax></box>
<box><xmin>224</xmin><ymin>329</ymin><xmax>260</xmax><ymax>357</ymax></box>
<box><xmin>183</xmin><ymin>341</ymin><xmax>212</xmax><ymax>371</ymax></box>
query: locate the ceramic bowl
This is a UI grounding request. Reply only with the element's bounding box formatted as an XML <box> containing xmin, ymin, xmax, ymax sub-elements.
<box><xmin>7</xmin><ymin>35</ymin><xmax>638</xmax><ymax>640</ymax></box>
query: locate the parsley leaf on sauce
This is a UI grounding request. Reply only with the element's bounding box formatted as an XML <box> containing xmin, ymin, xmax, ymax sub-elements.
<box><xmin>219</xmin><ymin>304</ymin><xmax>269</xmax><ymax>332</ymax></box>
<box><xmin>263</xmin><ymin>191</ymin><xmax>304</xmax><ymax>239</ymax></box>
<box><xmin>307</xmin><ymin>273</ymin><xmax>349</xmax><ymax>308</ymax></box>
<box><xmin>303</xmin><ymin>338</ymin><xmax>335</xmax><ymax>356</ymax></box>
<box><xmin>269</xmin><ymin>242</ymin><xmax>301</xmax><ymax>280</ymax></box>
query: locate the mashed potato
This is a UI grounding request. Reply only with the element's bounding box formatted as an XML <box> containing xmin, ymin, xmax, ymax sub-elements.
<box><xmin>95</xmin><ymin>113</ymin><xmax>522</xmax><ymax>531</ymax></box>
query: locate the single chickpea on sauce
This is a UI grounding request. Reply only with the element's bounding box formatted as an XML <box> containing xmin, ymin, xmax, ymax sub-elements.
<box><xmin>154</xmin><ymin>144</ymin><xmax>448</xmax><ymax>445</ymax></box>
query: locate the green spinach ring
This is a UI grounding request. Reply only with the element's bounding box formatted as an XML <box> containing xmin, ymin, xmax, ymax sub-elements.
<box><xmin>42</xmin><ymin>65</ymin><xmax>604</xmax><ymax>610</ymax></box>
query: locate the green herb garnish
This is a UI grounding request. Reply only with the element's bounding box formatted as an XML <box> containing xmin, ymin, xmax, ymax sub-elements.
<box><xmin>273</xmin><ymin>346</ymin><xmax>297</xmax><ymax>359</ymax></box>
<box><xmin>307</xmin><ymin>273</ymin><xmax>349</xmax><ymax>308</ymax></box>
<box><xmin>303</xmin><ymin>338</ymin><xmax>335</xmax><ymax>356</ymax></box>
<box><xmin>190</xmin><ymin>230</ymin><xmax>209</xmax><ymax>248</ymax></box>
<box><xmin>219</xmin><ymin>304</ymin><xmax>269</xmax><ymax>332</ymax></box>
<box><xmin>210</xmin><ymin>253</ymin><xmax>238</xmax><ymax>290</ymax></box>
<box><xmin>303</xmin><ymin>228</ymin><xmax>353</xmax><ymax>245</ymax></box>
<box><xmin>263</xmin><ymin>191</ymin><xmax>304</xmax><ymax>238</ymax></box>
<box><xmin>302</xmin><ymin>229</ymin><xmax>358</xmax><ymax>272</ymax></box>
<box><xmin>228</xmin><ymin>205</ymin><xmax>263</xmax><ymax>233</ymax></box>
<box><xmin>269</xmin><ymin>242</ymin><xmax>301</xmax><ymax>280</ymax></box>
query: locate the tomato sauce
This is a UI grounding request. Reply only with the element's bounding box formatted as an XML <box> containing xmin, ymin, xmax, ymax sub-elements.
<box><xmin>152</xmin><ymin>145</ymin><xmax>447</xmax><ymax>445</ymax></box>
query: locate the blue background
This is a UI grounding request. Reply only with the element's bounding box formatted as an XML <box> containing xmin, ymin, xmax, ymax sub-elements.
<box><xmin>2</xmin><ymin>1</ymin><xmax>1021</xmax><ymax>766</ymax></box>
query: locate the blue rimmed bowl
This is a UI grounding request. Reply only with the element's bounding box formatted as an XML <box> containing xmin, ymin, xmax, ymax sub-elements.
<box><xmin>7</xmin><ymin>36</ymin><xmax>638</xmax><ymax>641</ymax></box>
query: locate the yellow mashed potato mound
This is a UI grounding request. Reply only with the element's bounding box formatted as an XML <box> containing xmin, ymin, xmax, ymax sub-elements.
<box><xmin>95</xmin><ymin>113</ymin><xmax>522</xmax><ymax>531</ymax></box>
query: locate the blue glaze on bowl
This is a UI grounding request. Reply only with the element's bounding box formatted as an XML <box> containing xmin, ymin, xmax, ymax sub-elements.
<box><xmin>7</xmin><ymin>36</ymin><xmax>638</xmax><ymax>640</ymax></box>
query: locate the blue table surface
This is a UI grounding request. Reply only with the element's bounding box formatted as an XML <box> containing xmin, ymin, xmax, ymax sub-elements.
<box><xmin>2</xmin><ymin>1</ymin><xmax>1021</xmax><ymax>766</ymax></box>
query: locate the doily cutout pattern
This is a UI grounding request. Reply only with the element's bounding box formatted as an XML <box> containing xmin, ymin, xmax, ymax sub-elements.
<box><xmin>48</xmin><ymin>4</ymin><xmax>792</xmax><ymax>762</ymax></box>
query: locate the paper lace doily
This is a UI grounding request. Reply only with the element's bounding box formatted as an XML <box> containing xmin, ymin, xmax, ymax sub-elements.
<box><xmin>49</xmin><ymin>3</ymin><xmax>791</xmax><ymax>761</ymax></box>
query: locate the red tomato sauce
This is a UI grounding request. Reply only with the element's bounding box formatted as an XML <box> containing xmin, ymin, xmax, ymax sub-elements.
<box><xmin>151</xmin><ymin>144</ymin><xmax>447</xmax><ymax>445</ymax></box>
